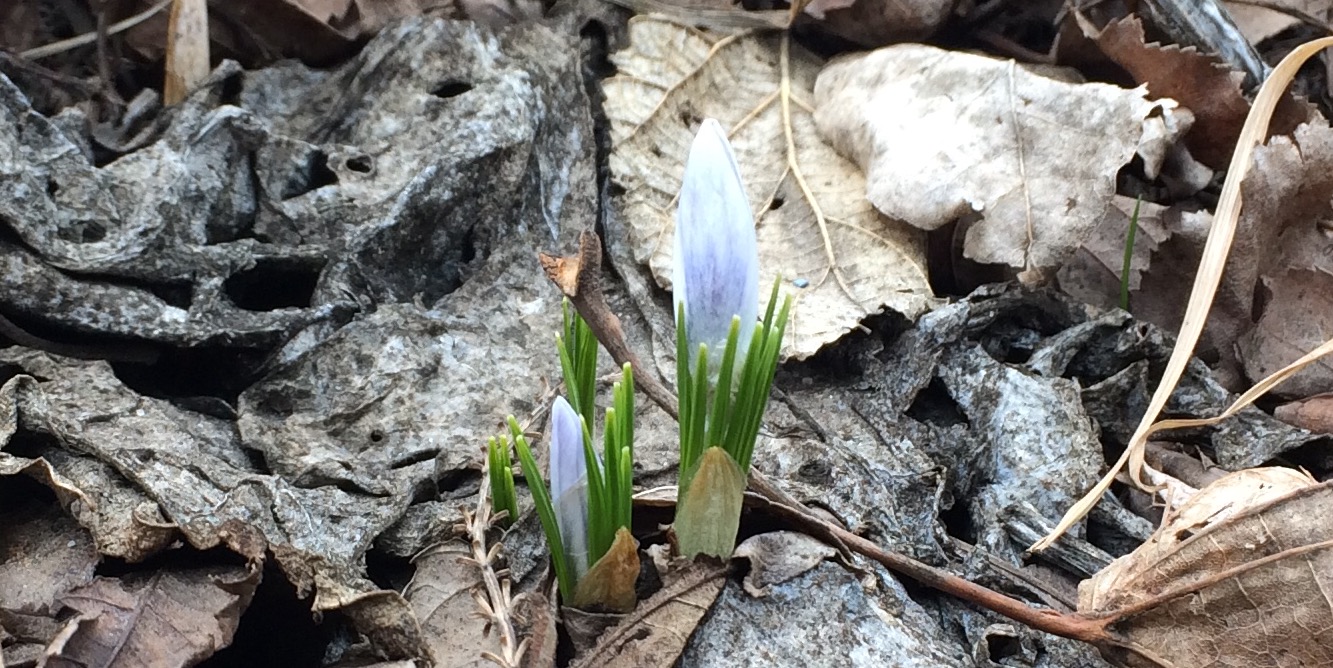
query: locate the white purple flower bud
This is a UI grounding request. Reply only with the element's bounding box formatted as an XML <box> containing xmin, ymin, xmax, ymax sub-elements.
<box><xmin>673</xmin><ymin>118</ymin><xmax>760</xmax><ymax>368</ymax></box>
<box><xmin>549</xmin><ymin>396</ymin><xmax>591</xmax><ymax>580</ymax></box>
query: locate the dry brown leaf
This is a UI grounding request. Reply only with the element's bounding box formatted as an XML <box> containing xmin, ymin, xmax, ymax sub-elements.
<box><xmin>1274</xmin><ymin>392</ymin><xmax>1333</xmax><ymax>432</ymax></box>
<box><xmin>404</xmin><ymin>540</ymin><xmax>503</xmax><ymax>668</ymax></box>
<box><xmin>801</xmin><ymin>0</ymin><xmax>955</xmax><ymax>47</ymax></box>
<box><xmin>1238</xmin><ymin>268</ymin><xmax>1333</xmax><ymax>398</ymax></box>
<box><xmin>1079</xmin><ymin>469</ymin><xmax>1333</xmax><ymax>668</ymax></box>
<box><xmin>46</xmin><ymin>567</ymin><xmax>258</xmax><ymax>667</ymax></box>
<box><xmin>164</xmin><ymin>0</ymin><xmax>209</xmax><ymax>105</ymax></box>
<box><xmin>603</xmin><ymin>17</ymin><xmax>935</xmax><ymax>360</ymax></box>
<box><xmin>731</xmin><ymin>531</ymin><xmax>835</xmax><ymax>597</ymax></box>
<box><xmin>571</xmin><ymin>528</ymin><xmax>640</xmax><ymax>613</ymax></box>
<box><xmin>1055</xmin><ymin>196</ymin><xmax>1171</xmax><ymax>310</ymax></box>
<box><xmin>1225</xmin><ymin>0</ymin><xmax>1331</xmax><ymax>44</ymax></box>
<box><xmin>0</xmin><ymin>503</ymin><xmax>98</xmax><ymax>616</ymax></box>
<box><xmin>814</xmin><ymin>44</ymin><xmax>1188</xmax><ymax>274</ymax></box>
<box><xmin>569</xmin><ymin>559</ymin><xmax>727</xmax><ymax>668</ymax></box>
<box><xmin>1086</xmin><ymin>15</ymin><xmax>1311</xmax><ymax>168</ymax></box>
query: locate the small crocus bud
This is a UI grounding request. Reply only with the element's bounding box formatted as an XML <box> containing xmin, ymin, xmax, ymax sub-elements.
<box><xmin>549</xmin><ymin>396</ymin><xmax>591</xmax><ymax>580</ymax></box>
<box><xmin>673</xmin><ymin>118</ymin><xmax>760</xmax><ymax>369</ymax></box>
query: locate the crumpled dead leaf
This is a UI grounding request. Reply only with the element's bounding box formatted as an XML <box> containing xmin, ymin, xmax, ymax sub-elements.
<box><xmin>46</xmin><ymin>566</ymin><xmax>259</xmax><ymax>668</ymax></box>
<box><xmin>801</xmin><ymin>0</ymin><xmax>956</xmax><ymax>47</ymax></box>
<box><xmin>1274</xmin><ymin>391</ymin><xmax>1333</xmax><ymax>433</ymax></box>
<box><xmin>604</xmin><ymin>17</ymin><xmax>935</xmax><ymax>360</ymax></box>
<box><xmin>732</xmin><ymin>531</ymin><xmax>835</xmax><ymax>597</ymax></box>
<box><xmin>1081</xmin><ymin>14</ymin><xmax>1310</xmax><ymax>168</ymax></box>
<box><xmin>570</xmin><ymin>559</ymin><xmax>727</xmax><ymax>668</ymax></box>
<box><xmin>404</xmin><ymin>540</ymin><xmax>504</xmax><ymax>668</ymax></box>
<box><xmin>1238</xmin><ymin>268</ymin><xmax>1333</xmax><ymax>398</ymax></box>
<box><xmin>1225</xmin><ymin>0</ymin><xmax>1329</xmax><ymax>44</ymax></box>
<box><xmin>1079</xmin><ymin>469</ymin><xmax>1333</xmax><ymax>668</ymax></box>
<box><xmin>814</xmin><ymin>43</ymin><xmax>1189</xmax><ymax>274</ymax></box>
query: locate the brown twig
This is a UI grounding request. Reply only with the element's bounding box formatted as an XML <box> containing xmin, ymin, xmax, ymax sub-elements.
<box><xmin>539</xmin><ymin>229</ymin><xmax>679</xmax><ymax>420</ymax></box>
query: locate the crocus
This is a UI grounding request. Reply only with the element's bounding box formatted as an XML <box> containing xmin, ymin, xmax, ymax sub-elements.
<box><xmin>549</xmin><ymin>395</ymin><xmax>591</xmax><ymax>581</ymax></box>
<box><xmin>673</xmin><ymin>118</ymin><xmax>760</xmax><ymax>367</ymax></box>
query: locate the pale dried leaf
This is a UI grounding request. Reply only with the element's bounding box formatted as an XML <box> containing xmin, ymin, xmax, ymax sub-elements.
<box><xmin>569</xmin><ymin>560</ymin><xmax>726</xmax><ymax>668</ymax></box>
<box><xmin>1056</xmin><ymin>196</ymin><xmax>1171</xmax><ymax>310</ymax></box>
<box><xmin>1225</xmin><ymin>0</ymin><xmax>1331</xmax><ymax>44</ymax></box>
<box><xmin>47</xmin><ymin>567</ymin><xmax>258</xmax><ymax>667</ymax></box>
<box><xmin>404</xmin><ymin>540</ymin><xmax>502</xmax><ymax>668</ymax></box>
<box><xmin>732</xmin><ymin>531</ymin><xmax>835</xmax><ymax>597</ymax></box>
<box><xmin>1274</xmin><ymin>392</ymin><xmax>1333</xmax><ymax>432</ymax></box>
<box><xmin>814</xmin><ymin>44</ymin><xmax>1188</xmax><ymax>273</ymax></box>
<box><xmin>1080</xmin><ymin>470</ymin><xmax>1333</xmax><ymax>668</ymax></box>
<box><xmin>1239</xmin><ymin>268</ymin><xmax>1333</xmax><ymax>398</ymax></box>
<box><xmin>163</xmin><ymin>0</ymin><xmax>208</xmax><ymax>106</ymax></box>
<box><xmin>604</xmin><ymin>17</ymin><xmax>935</xmax><ymax>360</ymax></box>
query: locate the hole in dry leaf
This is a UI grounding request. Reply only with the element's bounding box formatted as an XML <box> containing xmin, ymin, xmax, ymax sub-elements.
<box><xmin>986</xmin><ymin>633</ymin><xmax>1024</xmax><ymax>662</ymax></box>
<box><xmin>281</xmin><ymin>149</ymin><xmax>339</xmax><ymax>201</ymax></box>
<box><xmin>45</xmin><ymin>178</ymin><xmax>58</xmax><ymax>196</ymax></box>
<box><xmin>224</xmin><ymin>258</ymin><xmax>322</xmax><ymax>311</ymax></box>
<box><xmin>769</xmin><ymin>196</ymin><xmax>785</xmax><ymax>211</ymax></box>
<box><xmin>430</xmin><ymin>80</ymin><xmax>473</xmax><ymax>99</ymax></box>
<box><xmin>112</xmin><ymin>346</ymin><xmax>267</xmax><ymax>404</ymax></box>
<box><xmin>369</xmin><ymin>429</ymin><xmax>385</xmax><ymax>443</ymax></box>
<box><xmin>56</xmin><ymin>220</ymin><xmax>106</xmax><ymax>243</ymax></box>
<box><xmin>204</xmin><ymin>561</ymin><xmax>329</xmax><ymax>668</ymax></box>
<box><xmin>344</xmin><ymin>154</ymin><xmax>373</xmax><ymax>173</ymax></box>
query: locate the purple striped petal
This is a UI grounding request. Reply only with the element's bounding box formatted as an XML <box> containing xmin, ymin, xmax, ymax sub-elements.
<box><xmin>673</xmin><ymin>118</ymin><xmax>760</xmax><ymax>368</ymax></box>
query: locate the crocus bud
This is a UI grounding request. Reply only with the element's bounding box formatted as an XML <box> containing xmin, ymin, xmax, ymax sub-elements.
<box><xmin>549</xmin><ymin>396</ymin><xmax>591</xmax><ymax>580</ymax></box>
<box><xmin>673</xmin><ymin>118</ymin><xmax>760</xmax><ymax>368</ymax></box>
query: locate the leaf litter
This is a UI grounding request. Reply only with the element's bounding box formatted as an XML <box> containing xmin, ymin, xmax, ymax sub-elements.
<box><xmin>4</xmin><ymin>2</ymin><xmax>1333</xmax><ymax>667</ymax></box>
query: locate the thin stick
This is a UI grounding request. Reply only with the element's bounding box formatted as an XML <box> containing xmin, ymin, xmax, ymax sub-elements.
<box><xmin>21</xmin><ymin>0</ymin><xmax>172</xmax><ymax>60</ymax></box>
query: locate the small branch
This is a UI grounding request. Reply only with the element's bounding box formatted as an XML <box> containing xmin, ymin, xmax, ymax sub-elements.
<box><xmin>539</xmin><ymin>229</ymin><xmax>679</xmax><ymax>419</ymax></box>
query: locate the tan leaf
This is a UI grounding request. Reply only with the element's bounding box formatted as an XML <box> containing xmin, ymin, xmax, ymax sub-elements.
<box><xmin>47</xmin><ymin>566</ymin><xmax>258</xmax><ymax>667</ymax></box>
<box><xmin>572</xmin><ymin>527</ymin><xmax>640</xmax><ymax>613</ymax></box>
<box><xmin>1079</xmin><ymin>469</ymin><xmax>1333</xmax><ymax>668</ymax></box>
<box><xmin>1238</xmin><ymin>268</ymin><xmax>1333</xmax><ymax>398</ymax></box>
<box><xmin>603</xmin><ymin>17</ymin><xmax>935</xmax><ymax>360</ymax></box>
<box><xmin>731</xmin><ymin>531</ymin><xmax>835</xmax><ymax>597</ymax></box>
<box><xmin>801</xmin><ymin>0</ymin><xmax>955</xmax><ymax>47</ymax></box>
<box><xmin>814</xmin><ymin>43</ymin><xmax>1189</xmax><ymax>273</ymax></box>
<box><xmin>570</xmin><ymin>559</ymin><xmax>727</xmax><ymax>668</ymax></box>
<box><xmin>404</xmin><ymin>540</ymin><xmax>503</xmax><ymax>668</ymax></box>
<box><xmin>163</xmin><ymin>0</ymin><xmax>209</xmax><ymax>106</ymax></box>
<box><xmin>673</xmin><ymin>447</ymin><xmax>746</xmax><ymax>559</ymax></box>
<box><xmin>1225</xmin><ymin>0</ymin><xmax>1331</xmax><ymax>44</ymax></box>
<box><xmin>1274</xmin><ymin>391</ymin><xmax>1333</xmax><ymax>433</ymax></box>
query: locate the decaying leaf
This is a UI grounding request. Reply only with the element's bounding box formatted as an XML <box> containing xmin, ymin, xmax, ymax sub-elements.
<box><xmin>1225</xmin><ymin>0</ymin><xmax>1328</xmax><ymax>44</ymax></box>
<box><xmin>1056</xmin><ymin>196</ymin><xmax>1171</xmax><ymax>311</ymax></box>
<box><xmin>1080</xmin><ymin>469</ymin><xmax>1333</xmax><ymax>667</ymax></box>
<box><xmin>404</xmin><ymin>540</ymin><xmax>503</xmax><ymax>668</ymax></box>
<box><xmin>814</xmin><ymin>43</ymin><xmax>1189</xmax><ymax>273</ymax></box>
<box><xmin>1238</xmin><ymin>268</ymin><xmax>1333</xmax><ymax>398</ymax></box>
<box><xmin>604</xmin><ymin>16</ymin><xmax>935</xmax><ymax>360</ymax></box>
<box><xmin>570</xmin><ymin>559</ymin><xmax>727</xmax><ymax>668</ymax></box>
<box><xmin>1082</xmin><ymin>15</ymin><xmax>1310</xmax><ymax>168</ymax></box>
<box><xmin>572</xmin><ymin>528</ymin><xmax>640</xmax><ymax>613</ymax></box>
<box><xmin>0</xmin><ymin>502</ymin><xmax>98</xmax><ymax>615</ymax></box>
<box><xmin>801</xmin><ymin>0</ymin><xmax>956</xmax><ymax>47</ymax></box>
<box><xmin>1274</xmin><ymin>391</ymin><xmax>1333</xmax><ymax>433</ymax></box>
<box><xmin>731</xmin><ymin>531</ymin><xmax>835</xmax><ymax>597</ymax></box>
<box><xmin>47</xmin><ymin>567</ymin><xmax>259</xmax><ymax>667</ymax></box>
